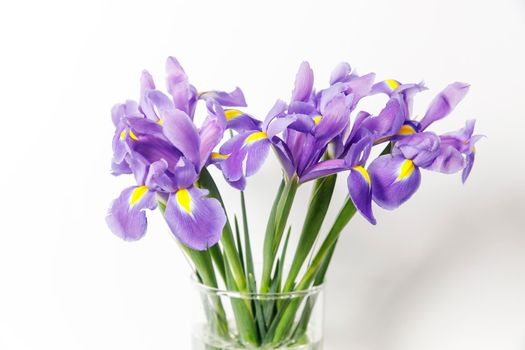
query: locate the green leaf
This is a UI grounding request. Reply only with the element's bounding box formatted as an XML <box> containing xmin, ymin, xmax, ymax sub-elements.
<box><xmin>271</xmin><ymin>197</ymin><xmax>357</xmax><ymax>344</ymax></box>
<box><xmin>234</xmin><ymin>215</ymin><xmax>245</xmax><ymax>276</ymax></box>
<box><xmin>240</xmin><ymin>191</ymin><xmax>255</xmax><ymax>282</ymax></box>
<box><xmin>260</xmin><ymin>178</ymin><xmax>297</xmax><ymax>293</ymax></box>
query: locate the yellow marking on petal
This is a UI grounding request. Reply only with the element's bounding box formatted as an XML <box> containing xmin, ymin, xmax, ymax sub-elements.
<box><xmin>472</xmin><ymin>146</ymin><xmax>477</xmax><ymax>153</ymax></box>
<box><xmin>243</xmin><ymin>131</ymin><xmax>267</xmax><ymax>145</ymax></box>
<box><xmin>385</xmin><ymin>79</ymin><xmax>400</xmax><ymax>91</ymax></box>
<box><xmin>313</xmin><ymin>115</ymin><xmax>323</xmax><ymax>124</ymax></box>
<box><xmin>120</xmin><ymin>130</ymin><xmax>126</xmax><ymax>140</ymax></box>
<box><xmin>157</xmin><ymin>118</ymin><xmax>163</xmax><ymax>125</ymax></box>
<box><xmin>211</xmin><ymin>152</ymin><xmax>228</xmax><ymax>160</ymax></box>
<box><xmin>176</xmin><ymin>188</ymin><xmax>192</xmax><ymax>214</ymax></box>
<box><xmin>224</xmin><ymin>109</ymin><xmax>244</xmax><ymax>121</ymax></box>
<box><xmin>130</xmin><ymin>186</ymin><xmax>148</xmax><ymax>206</ymax></box>
<box><xmin>397</xmin><ymin>159</ymin><xmax>415</xmax><ymax>181</ymax></box>
<box><xmin>129</xmin><ymin>129</ymin><xmax>139</xmax><ymax>141</ymax></box>
<box><xmin>397</xmin><ymin>124</ymin><xmax>416</xmax><ymax>136</ymax></box>
<box><xmin>352</xmin><ymin>165</ymin><xmax>371</xmax><ymax>185</ymax></box>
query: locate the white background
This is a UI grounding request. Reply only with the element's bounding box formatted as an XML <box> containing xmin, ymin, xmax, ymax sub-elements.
<box><xmin>1</xmin><ymin>0</ymin><xmax>525</xmax><ymax>349</ymax></box>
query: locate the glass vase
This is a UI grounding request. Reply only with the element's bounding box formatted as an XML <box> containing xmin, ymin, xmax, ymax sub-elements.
<box><xmin>191</xmin><ymin>278</ymin><xmax>324</xmax><ymax>350</ymax></box>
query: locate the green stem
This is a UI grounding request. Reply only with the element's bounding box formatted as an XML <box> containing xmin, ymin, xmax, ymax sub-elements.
<box><xmin>260</xmin><ymin>177</ymin><xmax>298</xmax><ymax>294</ymax></box>
<box><xmin>271</xmin><ymin>197</ymin><xmax>357</xmax><ymax>343</ymax></box>
<box><xmin>283</xmin><ymin>174</ymin><xmax>337</xmax><ymax>293</ymax></box>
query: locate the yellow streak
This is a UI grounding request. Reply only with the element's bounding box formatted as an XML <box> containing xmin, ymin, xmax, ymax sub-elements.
<box><xmin>243</xmin><ymin>131</ymin><xmax>267</xmax><ymax>145</ymax></box>
<box><xmin>385</xmin><ymin>79</ymin><xmax>400</xmax><ymax>91</ymax></box>
<box><xmin>397</xmin><ymin>159</ymin><xmax>415</xmax><ymax>181</ymax></box>
<box><xmin>176</xmin><ymin>189</ymin><xmax>192</xmax><ymax>214</ymax></box>
<box><xmin>224</xmin><ymin>109</ymin><xmax>243</xmax><ymax>121</ymax></box>
<box><xmin>397</xmin><ymin>124</ymin><xmax>416</xmax><ymax>136</ymax></box>
<box><xmin>352</xmin><ymin>165</ymin><xmax>371</xmax><ymax>185</ymax></box>
<box><xmin>313</xmin><ymin>115</ymin><xmax>323</xmax><ymax>124</ymax></box>
<box><xmin>211</xmin><ymin>152</ymin><xmax>228</xmax><ymax>160</ymax></box>
<box><xmin>120</xmin><ymin>130</ymin><xmax>126</xmax><ymax>140</ymax></box>
<box><xmin>129</xmin><ymin>129</ymin><xmax>139</xmax><ymax>141</ymax></box>
<box><xmin>157</xmin><ymin>118</ymin><xmax>163</xmax><ymax>125</ymax></box>
<box><xmin>130</xmin><ymin>186</ymin><xmax>148</xmax><ymax>206</ymax></box>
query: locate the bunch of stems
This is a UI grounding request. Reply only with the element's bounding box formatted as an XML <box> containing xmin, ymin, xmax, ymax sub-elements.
<box><xmin>159</xmin><ymin>167</ymin><xmax>358</xmax><ymax>347</ymax></box>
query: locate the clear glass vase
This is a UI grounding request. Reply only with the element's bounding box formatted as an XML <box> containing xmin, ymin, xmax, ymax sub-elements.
<box><xmin>191</xmin><ymin>278</ymin><xmax>324</xmax><ymax>350</ymax></box>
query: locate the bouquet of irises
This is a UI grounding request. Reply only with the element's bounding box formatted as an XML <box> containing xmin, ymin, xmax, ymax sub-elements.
<box><xmin>107</xmin><ymin>56</ymin><xmax>481</xmax><ymax>348</ymax></box>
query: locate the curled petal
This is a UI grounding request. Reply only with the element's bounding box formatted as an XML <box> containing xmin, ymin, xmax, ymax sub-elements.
<box><xmin>262</xmin><ymin>99</ymin><xmax>287</xmax><ymax>131</ymax></box>
<box><xmin>362</xmin><ymin>98</ymin><xmax>405</xmax><ymax>141</ymax></box>
<box><xmin>245</xmin><ymin>138</ymin><xmax>271</xmax><ymax>177</ymax></box>
<box><xmin>291</xmin><ymin>61</ymin><xmax>314</xmax><ymax>102</ymax></box>
<box><xmin>200</xmin><ymin>87</ymin><xmax>247</xmax><ymax>107</ymax></box>
<box><xmin>164</xmin><ymin>187</ymin><xmax>226</xmax><ymax>250</ymax></box>
<box><xmin>348</xmin><ymin>167</ymin><xmax>376</xmax><ymax>224</ymax></box>
<box><xmin>368</xmin><ymin>155</ymin><xmax>422</xmax><ymax>210</ymax></box>
<box><xmin>106</xmin><ymin>186</ymin><xmax>157</xmax><ymax>241</ymax></box>
<box><xmin>394</xmin><ymin>132</ymin><xmax>441</xmax><ymax>168</ymax></box>
<box><xmin>419</xmin><ymin>82</ymin><xmax>470</xmax><ymax>130</ymax></box>
<box><xmin>145</xmin><ymin>159</ymin><xmax>176</xmax><ymax>192</ymax></box>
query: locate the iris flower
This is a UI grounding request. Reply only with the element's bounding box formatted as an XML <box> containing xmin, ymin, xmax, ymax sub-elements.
<box><xmin>106</xmin><ymin>57</ymin><xmax>246</xmax><ymax>250</ymax></box>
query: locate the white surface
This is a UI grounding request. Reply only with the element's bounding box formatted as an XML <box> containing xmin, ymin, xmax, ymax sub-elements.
<box><xmin>1</xmin><ymin>0</ymin><xmax>525</xmax><ymax>349</ymax></box>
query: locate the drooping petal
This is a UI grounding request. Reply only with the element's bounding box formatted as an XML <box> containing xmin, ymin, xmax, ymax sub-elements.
<box><xmin>223</xmin><ymin>109</ymin><xmax>261</xmax><ymax>132</ymax></box>
<box><xmin>419</xmin><ymin>82</ymin><xmax>470</xmax><ymax>130</ymax></box>
<box><xmin>394</xmin><ymin>132</ymin><xmax>441</xmax><ymax>168</ymax></box>
<box><xmin>224</xmin><ymin>132</ymin><xmax>270</xmax><ymax>179</ymax></box>
<box><xmin>368</xmin><ymin>155</ymin><xmax>422</xmax><ymax>210</ymax></box>
<box><xmin>199</xmin><ymin>87</ymin><xmax>247</xmax><ymax>107</ymax></box>
<box><xmin>291</xmin><ymin>61</ymin><xmax>314</xmax><ymax>102</ymax></box>
<box><xmin>245</xmin><ymin>138</ymin><xmax>271</xmax><ymax>177</ymax></box>
<box><xmin>106</xmin><ymin>186</ymin><xmax>157</xmax><ymax>241</ymax></box>
<box><xmin>111</xmin><ymin>158</ymin><xmax>132</xmax><ymax>176</ymax></box>
<box><xmin>164</xmin><ymin>187</ymin><xmax>226</xmax><ymax>250</ymax></box>
<box><xmin>162</xmin><ymin>108</ymin><xmax>200</xmax><ymax>169</ymax></box>
<box><xmin>462</xmin><ymin>150</ymin><xmax>476</xmax><ymax>183</ymax></box>
<box><xmin>348</xmin><ymin>167</ymin><xmax>376</xmax><ymax>224</ymax></box>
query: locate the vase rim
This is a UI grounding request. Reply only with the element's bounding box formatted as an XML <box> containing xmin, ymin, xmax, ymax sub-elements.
<box><xmin>190</xmin><ymin>274</ymin><xmax>324</xmax><ymax>299</ymax></box>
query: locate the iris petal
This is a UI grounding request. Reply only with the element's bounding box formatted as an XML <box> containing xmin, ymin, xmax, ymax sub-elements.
<box><xmin>368</xmin><ymin>155</ymin><xmax>422</xmax><ymax>210</ymax></box>
<box><xmin>291</xmin><ymin>61</ymin><xmax>314</xmax><ymax>102</ymax></box>
<box><xmin>164</xmin><ymin>187</ymin><xmax>226</xmax><ymax>250</ymax></box>
<box><xmin>106</xmin><ymin>186</ymin><xmax>157</xmax><ymax>241</ymax></box>
<box><xmin>348</xmin><ymin>167</ymin><xmax>376</xmax><ymax>224</ymax></box>
<box><xmin>419</xmin><ymin>82</ymin><xmax>470</xmax><ymax>130</ymax></box>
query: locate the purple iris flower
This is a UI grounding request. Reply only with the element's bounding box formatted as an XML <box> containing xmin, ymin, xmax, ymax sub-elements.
<box><xmin>216</xmin><ymin>61</ymin><xmax>376</xmax><ymax>188</ymax></box>
<box><xmin>106</xmin><ymin>57</ymin><xmax>246</xmax><ymax>250</ymax></box>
